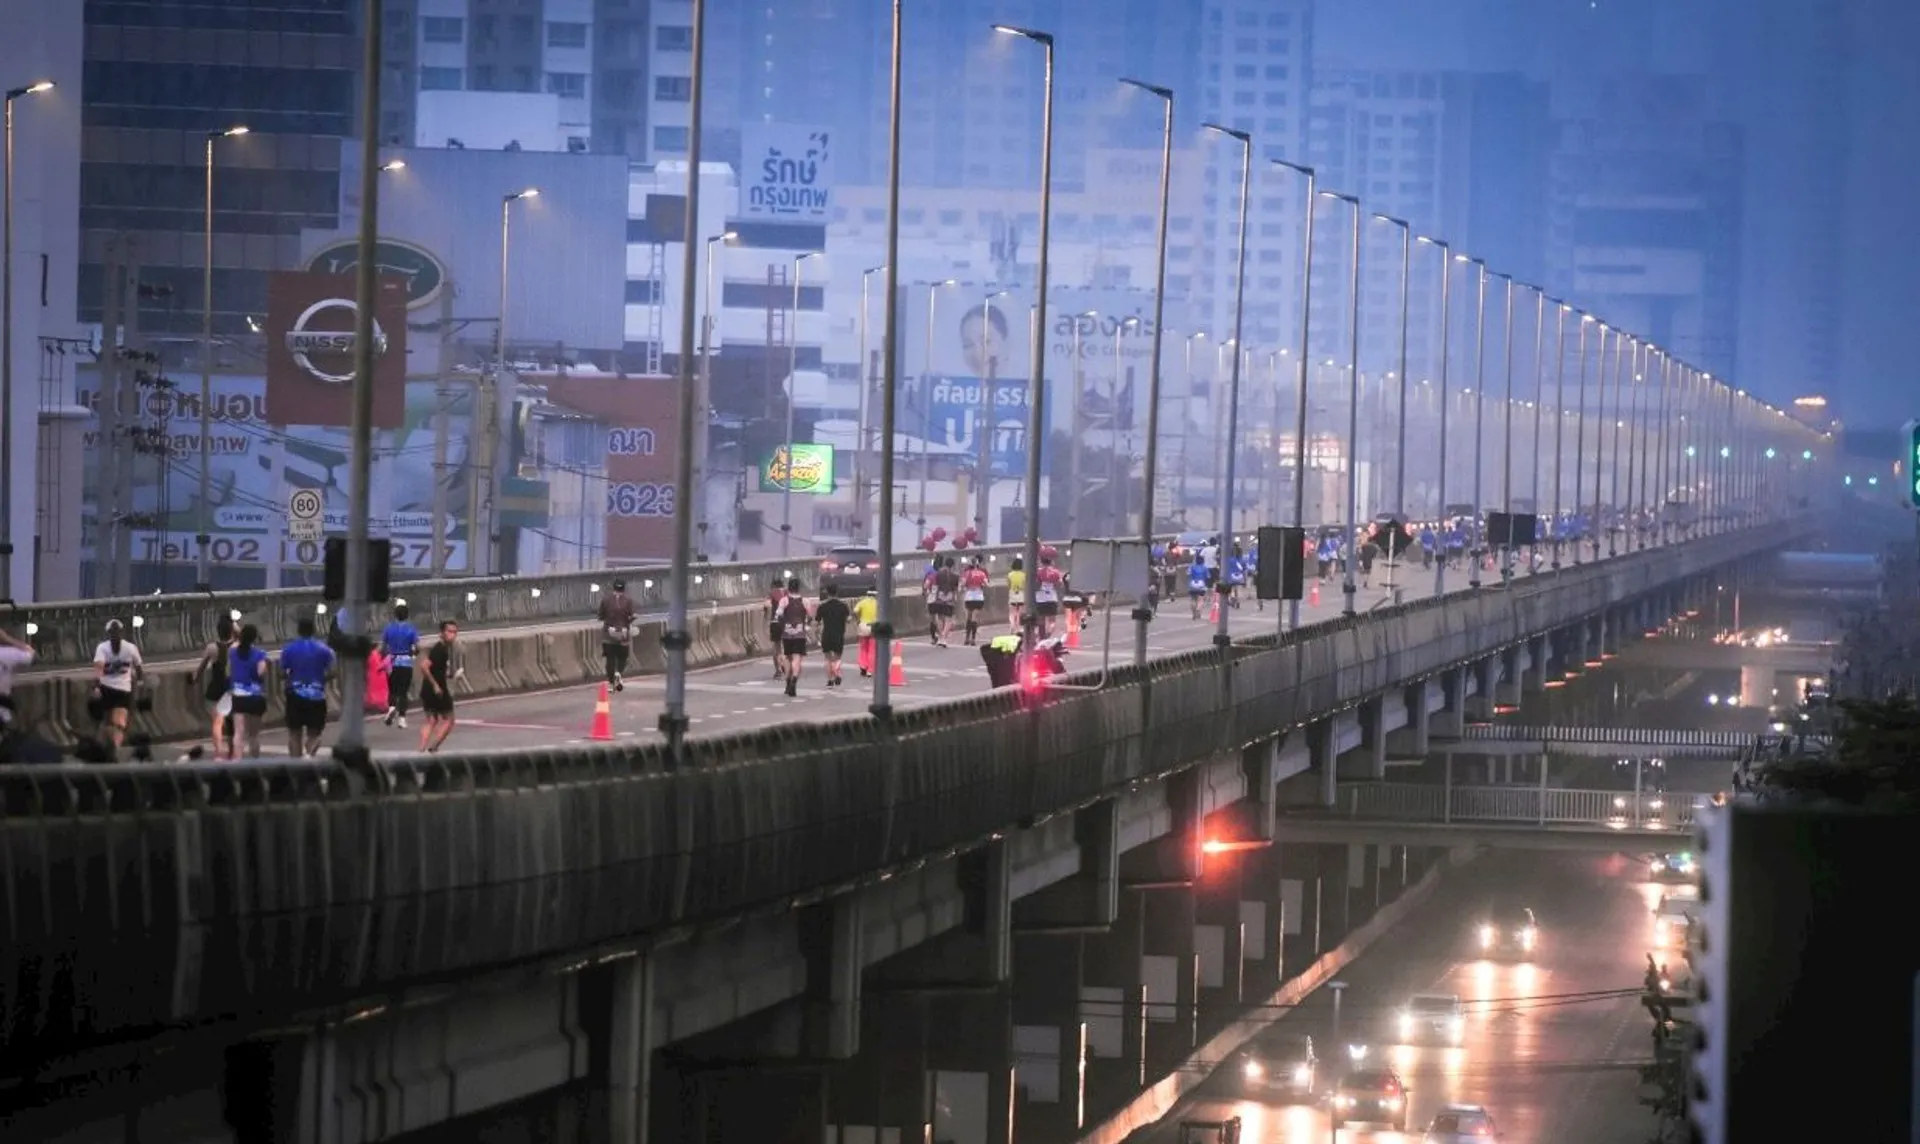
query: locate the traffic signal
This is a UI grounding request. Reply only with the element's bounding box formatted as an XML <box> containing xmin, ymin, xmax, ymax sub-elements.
<box><xmin>1905</xmin><ymin>420</ymin><xmax>1920</xmax><ymax>510</ymax></box>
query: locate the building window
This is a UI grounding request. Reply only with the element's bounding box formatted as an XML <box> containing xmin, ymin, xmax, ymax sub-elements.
<box><xmin>547</xmin><ymin>72</ymin><xmax>587</xmax><ymax>98</ymax></box>
<box><xmin>422</xmin><ymin>16</ymin><xmax>463</xmax><ymax>43</ymax></box>
<box><xmin>655</xmin><ymin>75</ymin><xmax>692</xmax><ymax>102</ymax></box>
<box><xmin>625</xmin><ymin>280</ymin><xmax>663</xmax><ymax>304</ymax></box>
<box><xmin>656</xmin><ymin>25</ymin><xmax>694</xmax><ymax>51</ymax></box>
<box><xmin>547</xmin><ymin>21</ymin><xmax>589</xmax><ymax>48</ymax></box>
<box><xmin>653</xmin><ymin>125</ymin><xmax>689</xmax><ymax>153</ymax></box>
<box><xmin>420</xmin><ymin>67</ymin><xmax>463</xmax><ymax>91</ymax></box>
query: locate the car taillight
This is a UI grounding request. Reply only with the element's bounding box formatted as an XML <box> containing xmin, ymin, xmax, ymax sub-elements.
<box><xmin>820</xmin><ymin>560</ymin><xmax>837</xmax><ymax>570</ymax></box>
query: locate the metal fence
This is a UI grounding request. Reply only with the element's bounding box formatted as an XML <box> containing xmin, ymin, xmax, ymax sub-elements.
<box><xmin>1460</xmin><ymin>725</ymin><xmax>1756</xmax><ymax>748</ymax></box>
<box><xmin>1332</xmin><ymin>781</ymin><xmax>1703</xmax><ymax>830</ymax></box>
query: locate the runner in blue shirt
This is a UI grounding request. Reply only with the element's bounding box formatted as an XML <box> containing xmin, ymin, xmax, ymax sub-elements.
<box><xmin>1186</xmin><ymin>554</ymin><xmax>1210</xmax><ymax>620</ymax></box>
<box><xmin>380</xmin><ymin>604</ymin><xmax>420</xmax><ymax>728</ymax></box>
<box><xmin>226</xmin><ymin>624</ymin><xmax>270</xmax><ymax>759</ymax></box>
<box><xmin>1223</xmin><ymin>546</ymin><xmax>1246</xmax><ymax>609</ymax></box>
<box><xmin>280</xmin><ymin>617</ymin><xmax>336</xmax><ymax>757</ymax></box>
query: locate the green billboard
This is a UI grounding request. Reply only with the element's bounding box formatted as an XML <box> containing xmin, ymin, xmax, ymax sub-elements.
<box><xmin>760</xmin><ymin>444</ymin><xmax>835</xmax><ymax>495</ymax></box>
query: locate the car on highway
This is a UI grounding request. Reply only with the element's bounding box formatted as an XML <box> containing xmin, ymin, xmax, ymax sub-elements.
<box><xmin>1652</xmin><ymin>893</ymin><xmax>1701</xmax><ymax>951</ymax></box>
<box><xmin>1331</xmin><ymin>1065</ymin><xmax>1410</xmax><ymax>1132</ymax></box>
<box><xmin>1233</xmin><ymin>1032</ymin><xmax>1317</xmax><ymax>1100</ymax></box>
<box><xmin>1474</xmin><ymin>905</ymin><xmax>1539</xmax><ymax>959</ymax></box>
<box><xmin>1647</xmin><ymin>851</ymin><xmax>1697</xmax><ymax>882</ymax></box>
<box><xmin>1394</xmin><ymin>993</ymin><xmax>1466</xmax><ymax>1045</ymax></box>
<box><xmin>1422</xmin><ymin>1104</ymin><xmax>1500</xmax><ymax>1141</ymax></box>
<box><xmin>818</xmin><ymin>546</ymin><xmax>881</xmax><ymax>596</ymax></box>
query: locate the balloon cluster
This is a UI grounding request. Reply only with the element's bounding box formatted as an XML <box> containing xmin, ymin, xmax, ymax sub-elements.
<box><xmin>918</xmin><ymin>526</ymin><xmax>983</xmax><ymax>553</ymax></box>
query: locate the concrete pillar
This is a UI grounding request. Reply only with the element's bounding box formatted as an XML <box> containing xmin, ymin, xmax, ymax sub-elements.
<box><xmin>826</xmin><ymin>995</ymin><xmax>929</xmax><ymax>1144</ymax></box>
<box><xmin>1464</xmin><ymin>656</ymin><xmax>1498</xmax><ymax>721</ymax></box>
<box><xmin>1356</xmin><ymin>698</ymin><xmax>1388</xmax><ymax>780</ymax></box>
<box><xmin>1494</xmin><ymin>647</ymin><xmax>1522</xmax><ymax>708</ymax></box>
<box><xmin>1311</xmin><ymin>719</ymin><xmax>1337</xmax><ymax>807</ymax></box>
<box><xmin>225</xmin><ymin>1035</ymin><xmax>322</xmax><ymax>1144</ymax></box>
<box><xmin>1231</xmin><ymin>845</ymin><xmax>1287</xmax><ymax>1001</ymax></box>
<box><xmin>1081</xmin><ymin>892</ymin><xmax>1147</xmax><ymax>1111</ymax></box>
<box><xmin>925</xmin><ymin>992</ymin><xmax>1015</xmax><ymax>1144</ymax></box>
<box><xmin>599</xmin><ymin>955</ymin><xmax>655</xmax><ymax>1144</ymax></box>
<box><xmin>1570</xmin><ymin>622</ymin><xmax>1591</xmax><ymax>671</ymax></box>
<box><xmin>1195</xmin><ymin>856</ymin><xmax>1248</xmax><ymax>1036</ymax></box>
<box><xmin>1275</xmin><ymin>842</ymin><xmax>1323</xmax><ymax>980</ymax></box>
<box><xmin>1140</xmin><ymin>888</ymin><xmax>1200</xmax><ymax>1076</ymax></box>
<box><xmin>1436</xmin><ymin>664</ymin><xmax>1459</xmax><ymax>737</ymax></box>
<box><xmin>1739</xmin><ymin>664</ymin><xmax>1770</xmax><ymax>709</ymax></box>
<box><xmin>1011</xmin><ymin>934</ymin><xmax>1087</xmax><ymax>1142</ymax></box>
<box><xmin>1600</xmin><ymin>609</ymin><xmax>1620</xmax><ymax>655</ymax></box>
<box><xmin>1385</xmin><ymin>679</ymin><xmax>1431</xmax><ymax>758</ymax></box>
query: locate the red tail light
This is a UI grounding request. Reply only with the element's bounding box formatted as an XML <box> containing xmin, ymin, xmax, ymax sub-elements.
<box><xmin>819</xmin><ymin>560</ymin><xmax>837</xmax><ymax>570</ymax></box>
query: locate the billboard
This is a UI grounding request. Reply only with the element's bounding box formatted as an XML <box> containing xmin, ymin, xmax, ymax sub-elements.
<box><xmin>264</xmin><ymin>272</ymin><xmax>410</xmax><ymax>429</ymax></box>
<box><xmin>759</xmin><ymin>443</ymin><xmax>835</xmax><ymax>494</ymax></box>
<box><xmin>303</xmin><ymin>237</ymin><xmax>450</xmax><ymax>311</ymax></box>
<box><xmin>545</xmin><ymin>374</ymin><xmax>680</xmax><ymax>561</ymax></box>
<box><xmin>741</xmin><ymin>125</ymin><xmax>833</xmax><ymax>221</ymax></box>
<box><xmin>78</xmin><ymin>376</ymin><xmax>472</xmax><ymax>573</ymax></box>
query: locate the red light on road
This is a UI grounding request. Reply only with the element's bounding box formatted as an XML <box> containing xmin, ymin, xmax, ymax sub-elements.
<box><xmin>1200</xmin><ymin>838</ymin><xmax>1269</xmax><ymax>856</ymax></box>
<box><xmin>1201</xmin><ymin>838</ymin><xmax>1229</xmax><ymax>855</ymax></box>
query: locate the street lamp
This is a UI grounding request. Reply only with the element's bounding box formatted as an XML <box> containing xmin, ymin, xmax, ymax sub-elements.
<box><xmin>1274</xmin><ymin>158</ymin><xmax>1316</xmax><ymax>631</ymax></box>
<box><xmin>1526</xmin><ymin>286</ymin><xmax>1547</xmax><ymax>530</ymax></box>
<box><xmin>378</xmin><ymin>158</ymin><xmax>407</xmax><ymax>172</ymax></box>
<box><xmin>854</xmin><ymin>264</ymin><xmax>887</xmax><ymax>542</ymax></box>
<box><xmin>1562</xmin><ymin>310</ymin><xmax>1592</xmax><ymax>565</ymax></box>
<box><xmin>1319</xmin><ymin>190</ymin><xmax>1362</xmax><ymax>616</ymax></box>
<box><xmin>664</xmin><ymin>0</ymin><xmax>711</xmax><ymax>752</ymax></box>
<box><xmin>1</xmin><ymin>79</ymin><xmax>54</xmax><ymax>604</ymax></box>
<box><xmin>995</xmin><ymin>22</ymin><xmax>1056</xmax><ymax>654</ymax></box>
<box><xmin>1489</xmin><ymin>270</ymin><xmax>1514</xmax><ymax>583</ymax></box>
<box><xmin>1459</xmin><ymin>256</ymin><xmax>1487</xmax><ymax>589</ymax></box>
<box><xmin>1204</xmin><ymin>122</ymin><xmax>1253</xmax><ymax>646</ymax></box>
<box><xmin>1120</xmin><ymin>77</ymin><xmax>1173</xmax><ymax>665</ymax></box>
<box><xmin>1416</xmin><ymin>236</ymin><xmax>1453</xmax><ymax>595</ymax></box>
<box><xmin>483</xmin><ymin>186</ymin><xmax>539</xmax><ymax>576</ymax></box>
<box><xmin>918</xmin><ymin>278</ymin><xmax>958</xmax><ymax>534</ymax></box>
<box><xmin>1372</xmin><ymin>215</ymin><xmax>1411</xmax><ymax>522</ymax></box>
<box><xmin>1576</xmin><ymin>319</ymin><xmax>1606</xmax><ymax>563</ymax></box>
<box><xmin>194</xmin><ymin>123</ymin><xmax>249</xmax><ymax>592</ymax></box>
<box><xmin>692</xmin><ymin>230</ymin><xmax>738</xmax><ymax>556</ymax></box>
<box><xmin>782</xmin><ymin>250</ymin><xmax>824</xmax><ymax>557</ymax></box>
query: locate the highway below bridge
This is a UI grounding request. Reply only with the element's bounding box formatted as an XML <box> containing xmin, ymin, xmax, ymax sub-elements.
<box><xmin>0</xmin><ymin>520</ymin><xmax>1804</xmax><ymax>1144</ymax></box>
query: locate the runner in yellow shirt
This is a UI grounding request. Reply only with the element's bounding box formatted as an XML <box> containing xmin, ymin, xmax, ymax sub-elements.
<box><xmin>853</xmin><ymin>589</ymin><xmax>880</xmax><ymax>677</ymax></box>
<box><xmin>1006</xmin><ymin>557</ymin><xmax>1027</xmax><ymax>631</ymax></box>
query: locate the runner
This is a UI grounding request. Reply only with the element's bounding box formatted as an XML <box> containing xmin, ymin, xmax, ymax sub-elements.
<box><xmin>279</xmin><ymin>617</ymin><xmax>335</xmax><ymax>758</ymax></box>
<box><xmin>853</xmin><ymin>587</ymin><xmax>880</xmax><ymax>677</ymax></box>
<box><xmin>0</xmin><ymin>624</ymin><xmax>33</xmax><ymax>738</ymax></box>
<box><xmin>598</xmin><ymin>578</ymin><xmax>636</xmax><ymax>691</ymax></box>
<box><xmin>1187</xmin><ymin>552</ymin><xmax>1209</xmax><ymax>619</ymax></box>
<box><xmin>777</xmin><ymin>577</ymin><xmax>812</xmax><ymax>697</ymax></box>
<box><xmin>419</xmin><ymin>620</ymin><xmax>461</xmax><ymax>753</ymax></box>
<box><xmin>1223</xmin><ymin>544</ymin><xmax>1246</xmax><ymax>608</ymax></box>
<box><xmin>1032</xmin><ymin>555</ymin><xmax>1064</xmax><ymax>639</ymax></box>
<box><xmin>380</xmin><ymin>604</ymin><xmax>419</xmax><ymax>729</ymax></box>
<box><xmin>90</xmin><ymin>620</ymin><xmax>144</xmax><ymax>756</ymax></box>
<box><xmin>194</xmin><ymin>615</ymin><xmax>235</xmax><ymax>758</ymax></box>
<box><xmin>767</xmin><ymin>577</ymin><xmax>788</xmax><ymax>679</ymax></box>
<box><xmin>930</xmin><ymin>556</ymin><xmax>960</xmax><ymax>647</ymax></box>
<box><xmin>1006</xmin><ymin>558</ymin><xmax>1027</xmax><ymax>631</ymax></box>
<box><xmin>815</xmin><ymin>584</ymin><xmax>852</xmax><ymax>688</ymax></box>
<box><xmin>960</xmin><ymin>556</ymin><xmax>990</xmax><ymax>645</ymax></box>
<box><xmin>226</xmin><ymin>623</ymin><xmax>269</xmax><ymax>760</ymax></box>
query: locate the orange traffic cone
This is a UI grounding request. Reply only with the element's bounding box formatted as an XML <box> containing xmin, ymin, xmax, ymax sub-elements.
<box><xmin>1309</xmin><ymin>580</ymin><xmax>1321</xmax><ymax>607</ymax></box>
<box><xmin>1208</xmin><ymin>593</ymin><xmax>1220</xmax><ymax>623</ymax></box>
<box><xmin>1065</xmin><ymin>607</ymin><xmax>1082</xmax><ymax>648</ymax></box>
<box><xmin>589</xmin><ymin>682</ymin><xmax>614</xmax><ymax>741</ymax></box>
<box><xmin>888</xmin><ymin>639</ymin><xmax>908</xmax><ymax>686</ymax></box>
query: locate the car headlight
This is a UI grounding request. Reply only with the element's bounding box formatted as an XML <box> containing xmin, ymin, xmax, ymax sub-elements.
<box><xmin>1243</xmin><ymin>1060</ymin><xmax>1263</xmax><ymax>1079</ymax></box>
<box><xmin>1383</xmin><ymin>1096</ymin><xmax>1403</xmax><ymax>1110</ymax></box>
<box><xmin>1650</xmin><ymin>859</ymin><xmax>1664</xmax><ymax>874</ymax></box>
<box><xmin>1336</xmin><ymin>1095</ymin><xmax>1356</xmax><ymax>1108</ymax></box>
<box><xmin>1520</xmin><ymin>926</ymin><xmax>1538</xmax><ymax>948</ymax></box>
<box><xmin>1397</xmin><ymin>1013</ymin><xmax>1413</xmax><ymax>1037</ymax></box>
<box><xmin>1448</xmin><ymin>1017</ymin><xmax>1465</xmax><ymax>1042</ymax></box>
<box><xmin>1478</xmin><ymin>924</ymin><xmax>1495</xmax><ymax>947</ymax></box>
<box><xmin>1613</xmin><ymin>796</ymin><xmax>1627</xmax><ymax>809</ymax></box>
<box><xmin>1649</xmin><ymin>798</ymin><xmax>1665</xmax><ymax>811</ymax></box>
<box><xmin>1292</xmin><ymin>1064</ymin><xmax>1311</xmax><ymax>1086</ymax></box>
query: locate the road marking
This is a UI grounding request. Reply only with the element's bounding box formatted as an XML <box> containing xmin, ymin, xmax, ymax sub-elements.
<box><xmin>465</xmin><ymin>719</ymin><xmax>569</xmax><ymax>731</ymax></box>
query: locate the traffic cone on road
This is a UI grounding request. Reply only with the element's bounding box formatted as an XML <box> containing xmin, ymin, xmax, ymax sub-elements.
<box><xmin>1208</xmin><ymin>593</ymin><xmax>1220</xmax><ymax>624</ymax></box>
<box><xmin>1065</xmin><ymin>607</ymin><xmax>1082</xmax><ymax>648</ymax></box>
<box><xmin>1309</xmin><ymin>580</ymin><xmax>1321</xmax><ymax>607</ymax></box>
<box><xmin>589</xmin><ymin>682</ymin><xmax>614</xmax><ymax>741</ymax></box>
<box><xmin>889</xmin><ymin>639</ymin><xmax>908</xmax><ymax>686</ymax></box>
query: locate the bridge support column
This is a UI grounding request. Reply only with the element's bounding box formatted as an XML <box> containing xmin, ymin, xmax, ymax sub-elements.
<box><xmin>1385</xmin><ymin>679</ymin><xmax>1431</xmax><ymax>758</ymax></box>
<box><xmin>1013</xmin><ymin>799</ymin><xmax>1120</xmax><ymax>930</ymax></box>
<box><xmin>1522</xmin><ymin>635</ymin><xmax>1551</xmax><ymax>693</ymax></box>
<box><xmin>1430</xmin><ymin>668</ymin><xmax>1467</xmax><ymax>738</ymax></box>
<box><xmin>1464</xmin><ymin>656</ymin><xmax>1498</xmax><ymax>721</ymax></box>
<box><xmin>1140</xmin><ymin>887</ymin><xmax>1200</xmax><ymax>1076</ymax></box>
<box><xmin>1274</xmin><ymin>842</ymin><xmax>1324</xmax><ymax>979</ymax></box>
<box><xmin>1495</xmin><ymin>647</ymin><xmax>1523</xmax><ymax>708</ymax></box>
<box><xmin>1357</xmin><ymin>698</ymin><xmax>1388</xmax><ymax>779</ymax></box>
<box><xmin>1740</xmin><ymin>664</ymin><xmax>1771</xmax><ymax>709</ymax></box>
<box><xmin>1081</xmin><ymin>892</ymin><xmax>1148</xmax><ymax>1113</ymax></box>
<box><xmin>825</xmin><ymin>996</ymin><xmax>929</xmax><ymax>1144</ymax></box>
<box><xmin>1311</xmin><ymin>720</ymin><xmax>1337</xmax><ymax>808</ymax></box>
<box><xmin>1229</xmin><ymin>845</ymin><xmax>1287</xmax><ymax>1001</ymax></box>
<box><xmin>1600</xmin><ymin>609</ymin><xmax>1621</xmax><ymax>656</ymax></box>
<box><xmin>924</xmin><ymin>991</ymin><xmax>1016</xmax><ymax>1144</ymax></box>
<box><xmin>1011</xmin><ymin>934</ymin><xmax>1088</xmax><ymax>1142</ymax></box>
<box><xmin>1568</xmin><ymin>622</ymin><xmax>1591</xmax><ymax>672</ymax></box>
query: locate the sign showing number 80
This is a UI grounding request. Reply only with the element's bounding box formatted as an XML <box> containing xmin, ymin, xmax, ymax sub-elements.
<box><xmin>608</xmin><ymin>482</ymin><xmax>676</xmax><ymax>518</ymax></box>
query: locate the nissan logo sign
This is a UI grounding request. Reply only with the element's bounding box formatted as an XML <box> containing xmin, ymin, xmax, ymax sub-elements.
<box><xmin>284</xmin><ymin>297</ymin><xmax>389</xmax><ymax>385</ymax></box>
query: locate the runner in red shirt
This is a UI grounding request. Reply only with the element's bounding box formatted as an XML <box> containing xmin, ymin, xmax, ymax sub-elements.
<box><xmin>1032</xmin><ymin>557</ymin><xmax>1066</xmax><ymax>639</ymax></box>
<box><xmin>961</xmin><ymin>557</ymin><xmax>991</xmax><ymax>645</ymax></box>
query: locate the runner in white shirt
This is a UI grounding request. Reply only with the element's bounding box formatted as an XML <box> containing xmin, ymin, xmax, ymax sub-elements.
<box><xmin>0</xmin><ymin>626</ymin><xmax>33</xmax><ymax>732</ymax></box>
<box><xmin>92</xmin><ymin>619</ymin><xmax>145</xmax><ymax>753</ymax></box>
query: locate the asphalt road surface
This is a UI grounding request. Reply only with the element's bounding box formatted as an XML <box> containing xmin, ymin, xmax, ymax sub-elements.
<box><xmin>196</xmin><ymin>569</ymin><xmax>1447</xmax><ymax>757</ymax></box>
<box><xmin>1126</xmin><ymin>851</ymin><xmax>1667</xmax><ymax>1144</ymax></box>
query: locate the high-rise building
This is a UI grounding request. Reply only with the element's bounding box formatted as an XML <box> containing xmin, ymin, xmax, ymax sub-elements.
<box><xmin>78</xmin><ymin>0</ymin><xmax>358</xmax><ymax>336</ymax></box>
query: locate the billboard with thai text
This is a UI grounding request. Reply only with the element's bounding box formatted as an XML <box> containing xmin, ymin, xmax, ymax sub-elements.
<box><xmin>544</xmin><ymin>373</ymin><xmax>680</xmax><ymax>561</ymax></box>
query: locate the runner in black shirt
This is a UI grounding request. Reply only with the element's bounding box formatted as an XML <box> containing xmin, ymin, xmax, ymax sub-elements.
<box><xmin>777</xmin><ymin>577</ymin><xmax>811</xmax><ymax>697</ymax></box>
<box><xmin>814</xmin><ymin>584</ymin><xmax>852</xmax><ymax>689</ymax></box>
<box><xmin>419</xmin><ymin>620</ymin><xmax>459</xmax><ymax>753</ymax></box>
<box><xmin>930</xmin><ymin>556</ymin><xmax>961</xmax><ymax>647</ymax></box>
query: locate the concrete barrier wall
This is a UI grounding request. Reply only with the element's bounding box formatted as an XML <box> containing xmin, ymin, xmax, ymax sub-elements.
<box><xmin>0</xmin><ymin>524</ymin><xmax>1799</xmax><ymax>1052</ymax></box>
<box><xmin>9</xmin><ymin>590</ymin><xmax>969</xmax><ymax>747</ymax></box>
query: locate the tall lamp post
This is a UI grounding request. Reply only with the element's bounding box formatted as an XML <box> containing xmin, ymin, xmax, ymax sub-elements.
<box><xmin>1</xmin><ymin>79</ymin><xmax>54</xmax><ymax>606</ymax></box>
<box><xmin>917</xmin><ymin>277</ymin><xmax>957</xmax><ymax>533</ymax></box>
<box><xmin>1415</xmin><ymin>237</ymin><xmax>1453</xmax><ymax>596</ymax></box>
<box><xmin>1491</xmin><ymin>270</ymin><xmax>1514</xmax><ymax>583</ymax></box>
<box><xmin>1273</xmin><ymin>159</ymin><xmax>1316</xmax><ymax>631</ymax></box>
<box><xmin>855</xmin><ymin>264</ymin><xmax>886</xmax><ymax>543</ymax></box>
<box><xmin>694</xmin><ymin>229</ymin><xmax>737</xmax><ymax>557</ymax></box>
<box><xmin>1120</xmin><ymin>76</ymin><xmax>1174</xmax><ymax>666</ymax></box>
<box><xmin>1579</xmin><ymin>321</ymin><xmax>1609</xmax><ymax>562</ymax></box>
<box><xmin>663</xmin><ymin>0</ymin><xmax>710</xmax><ymax>753</ymax></box>
<box><xmin>1203</xmin><ymin>122</ymin><xmax>1253</xmax><ymax>646</ymax></box>
<box><xmin>1566</xmin><ymin>311</ymin><xmax>1592</xmax><ymax>565</ymax></box>
<box><xmin>1371</xmin><ymin>215</ymin><xmax>1411</xmax><ymax>521</ymax></box>
<box><xmin>1320</xmin><ymin>191</ymin><xmax>1363</xmax><ymax>616</ymax></box>
<box><xmin>994</xmin><ymin>23</ymin><xmax>1056</xmax><ymax>654</ymax></box>
<box><xmin>1526</xmin><ymin>286</ymin><xmax>1546</xmax><ymax>531</ymax></box>
<box><xmin>781</xmin><ymin>250</ymin><xmax>824</xmax><ymax>557</ymax></box>
<box><xmin>194</xmin><ymin>123</ymin><xmax>249</xmax><ymax>592</ymax></box>
<box><xmin>485</xmin><ymin>186</ymin><xmax>539</xmax><ymax>576</ymax></box>
<box><xmin>1460</xmin><ymin>256</ymin><xmax>1487</xmax><ymax>589</ymax></box>
<box><xmin>970</xmin><ymin>287</ymin><xmax>1012</xmax><ymax>537</ymax></box>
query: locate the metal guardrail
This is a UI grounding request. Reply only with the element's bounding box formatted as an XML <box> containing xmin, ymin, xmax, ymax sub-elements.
<box><xmin>5</xmin><ymin>533</ymin><xmax>1176</xmax><ymax>668</ymax></box>
<box><xmin>1461</xmin><ymin>725</ymin><xmax>1754</xmax><ymax>747</ymax></box>
<box><xmin>1331</xmin><ymin>781</ymin><xmax>1704</xmax><ymax>830</ymax></box>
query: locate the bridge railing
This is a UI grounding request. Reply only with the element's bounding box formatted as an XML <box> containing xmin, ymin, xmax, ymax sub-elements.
<box><xmin>5</xmin><ymin>534</ymin><xmax>1175</xmax><ymax>668</ymax></box>
<box><xmin>1458</xmin><ymin>725</ymin><xmax>1756</xmax><ymax>747</ymax></box>
<box><xmin>1325</xmin><ymin>782</ymin><xmax>1703</xmax><ymax>829</ymax></box>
